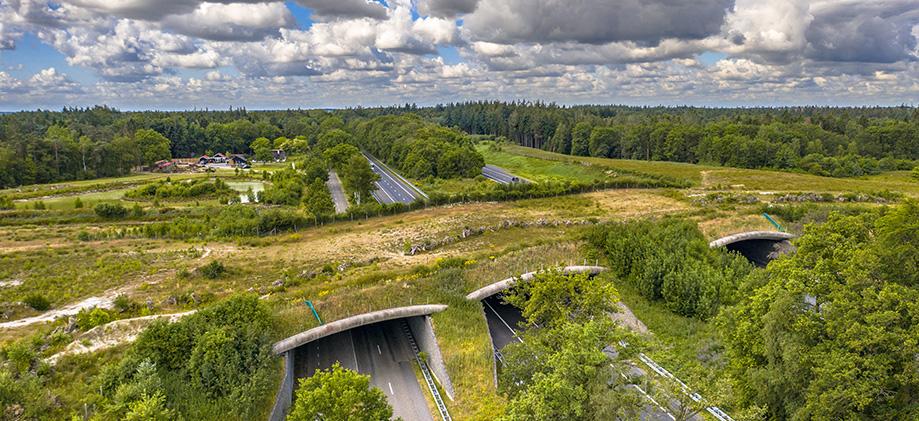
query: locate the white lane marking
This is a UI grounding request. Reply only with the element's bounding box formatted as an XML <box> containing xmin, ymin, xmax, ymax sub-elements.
<box><xmin>349</xmin><ymin>330</ymin><xmax>360</xmax><ymax>372</ymax></box>
<box><xmin>483</xmin><ymin>299</ymin><xmax>524</xmax><ymax>343</ymax></box>
<box><xmin>388</xmin><ymin>382</ymin><xmax>394</xmax><ymax>395</ymax></box>
<box><xmin>367</xmin><ymin>154</ymin><xmax>416</xmax><ymax>201</ymax></box>
<box><xmin>377</xmin><ymin>344</ymin><xmax>382</xmax><ymax>355</ymax></box>
<box><xmin>616</xmin><ymin>364</ymin><xmax>675</xmax><ymax>420</ymax></box>
<box><xmin>375</xmin><ymin>181</ymin><xmax>396</xmax><ymax>203</ymax></box>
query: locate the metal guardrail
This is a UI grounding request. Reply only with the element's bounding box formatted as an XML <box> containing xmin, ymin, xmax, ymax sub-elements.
<box><xmin>401</xmin><ymin>320</ymin><xmax>452</xmax><ymax>421</ymax></box>
<box><xmin>635</xmin><ymin>352</ymin><xmax>734</xmax><ymax>421</ymax></box>
<box><xmin>364</xmin><ymin>152</ymin><xmax>429</xmax><ymax>200</ymax></box>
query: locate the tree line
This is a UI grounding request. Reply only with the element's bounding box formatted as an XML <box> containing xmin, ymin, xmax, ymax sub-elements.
<box><xmin>4</xmin><ymin>104</ymin><xmax>917</xmax><ymax>189</ymax></box>
<box><xmin>433</xmin><ymin>101</ymin><xmax>919</xmax><ymax>177</ymax></box>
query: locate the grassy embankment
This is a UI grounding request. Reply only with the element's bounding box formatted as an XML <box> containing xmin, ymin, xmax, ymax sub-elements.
<box><xmin>5</xmin><ymin>144</ymin><xmax>916</xmax><ymax>418</ymax></box>
<box><xmin>487</xmin><ymin>143</ymin><xmax>919</xmax><ymax>196</ymax></box>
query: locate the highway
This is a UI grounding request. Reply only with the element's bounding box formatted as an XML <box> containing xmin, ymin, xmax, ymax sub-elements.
<box><xmin>293</xmin><ymin>320</ymin><xmax>434</xmax><ymax>421</ymax></box>
<box><xmin>364</xmin><ymin>153</ymin><xmax>426</xmax><ymax>205</ymax></box>
<box><xmin>326</xmin><ymin>169</ymin><xmax>349</xmax><ymax>213</ymax></box>
<box><xmin>481</xmin><ymin>294</ymin><xmax>679</xmax><ymax>421</ymax></box>
<box><xmin>482</xmin><ymin>295</ymin><xmax>526</xmax><ymax>351</ymax></box>
<box><xmin>482</xmin><ymin>165</ymin><xmax>527</xmax><ymax>184</ymax></box>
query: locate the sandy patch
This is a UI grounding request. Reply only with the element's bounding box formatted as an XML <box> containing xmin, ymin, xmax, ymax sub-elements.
<box><xmin>46</xmin><ymin>310</ymin><xmax>195</xmax><ymax>365</ymax></box>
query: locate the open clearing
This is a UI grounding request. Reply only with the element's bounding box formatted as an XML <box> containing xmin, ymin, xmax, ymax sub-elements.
<box><xmin>1</xmin><ymin>143</ymin><xmax>915</xmax><ymax>419</ymax></box>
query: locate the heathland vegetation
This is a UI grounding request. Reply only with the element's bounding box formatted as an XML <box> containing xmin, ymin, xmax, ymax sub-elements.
<box><xmin>0</xmin><ymin>104</ymin><xmax>917</xmax><ymax>420</ymax></box>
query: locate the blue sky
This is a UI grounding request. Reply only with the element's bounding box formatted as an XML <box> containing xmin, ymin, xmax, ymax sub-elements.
<box><xmin>0</xmin><ymin>0</ymin><xmax>916</xmax><ymax>110</ymax></box>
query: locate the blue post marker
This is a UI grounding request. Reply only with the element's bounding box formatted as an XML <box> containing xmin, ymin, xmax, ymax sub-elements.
<box><xmin>762</xmin><ymin>213</ymin><xmax>784</xmax><ymax>232</ymax></box>
<box><xmin>305</xmin><ymin>300</ymin><xmax>322</xmax><ymax>325</ymax></box>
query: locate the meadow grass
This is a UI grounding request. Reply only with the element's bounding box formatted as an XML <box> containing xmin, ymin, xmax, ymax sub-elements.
<box><xmin>612</xmin><ymin>276</ymin><xmax>726</xmax><ymax>395</ymax></box>
<box><xmin>492</xmin><ymin>144</ymin><xmax>919</xmax><ymax>196</ymax></box>
<box><xmin>496</xmin><ymin>144</ymin><xmax>709</xmax><ymax>185</ymax></box>
<box><xmin>476</xmin><ymin>143</ymin><xmax>625</xmax><ymax>183</ymax></box>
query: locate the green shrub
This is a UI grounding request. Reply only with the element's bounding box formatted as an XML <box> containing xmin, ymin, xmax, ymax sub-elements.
<box><xmin>113</xmin><ymin>295</ymin><xmax>138</xmax><ymax>313</ymax></box>
<box><xmin>0</xmin><ymin>196</ymin><xmax>13</xmax><ymax>210</ymax></box>
<box><xmin>23</xmin><ymin>294</ymin><xmax>50</xmax><ymax>311</ymax></box>
<box><xmin>102</xmin><ymin>295</ymin><xmax>275</xmax><ymax>418</ymax></box>
<box><xmin>200</xmin><ymin>261</ymin><xmax>225</xmax><ymax>279</ymax></box>
<box><xmin>95</xmin><ymin>203</ymin><xmax>128</xmax><ymax>219</ymax></box>
<box><xmin>32</xmin><ymin>201</ymin><xmax>45</xmax><ymax>210</ymax></box>
<box><xmin>74</xmin><ymin>197</ymin><xmax>84</xmax><ymax>209</ymax></box>
<box><xmin>126</xmin><ymin>178</ymin><xmax>233</xmax><ymax>200</ymax></box>
<box><xmin>131</xmin><ymin>203</ymin><xmax>144</xmax><ymax>218</ymax></box>
<box><xmin>587</xmin><ymin>218</ymin><xmax>753</xmax><ymax>319</ymax></box>
<box><xmin>76</xmin><ymin>307</ymin><xmax>114</xmax><ymax>330</ymax></box>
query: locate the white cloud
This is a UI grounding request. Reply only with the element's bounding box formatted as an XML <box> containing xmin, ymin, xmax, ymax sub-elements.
<box><xmin>163</xmin><ymin>2</ymin><xmax>296</xmax><ymax>41</ymax></box>
<box><xmin>294</xmin><ymin>0</ymin><xmax>387</xmax><ymax>20</ymax></box>
<box><xmin>0</xmin><ymin>0</ymin><xmax>916</xmax><ymax>109</ymax></box>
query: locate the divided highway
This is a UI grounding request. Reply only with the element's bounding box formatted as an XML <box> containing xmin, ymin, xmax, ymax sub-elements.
<box><xmin>294</xmin><ymin>320</ymin><xmax>434</xmax><ymax>421</ymax></box>
<box><xmin>364</xmin><ymin>152</ymin><xmax>427</xmax><ymax>205</ymax></box>
<box><xmin>481</xmin><ymin>294</ymin><xmax>681</xmax><ymax>421</ymax></box>
<box><xmin>482</xmin><ymin>165</ymin><xmax>527</xmax><ymax>184</ymax></box>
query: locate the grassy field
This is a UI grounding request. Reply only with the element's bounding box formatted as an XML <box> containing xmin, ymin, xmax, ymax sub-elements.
<box><xmin>491</xmin><ymin>144</ymin><xmax>919</xmax><ymax>196</ymax></box>
<box><xmin>1</xmin><ymin>151</ymin><xmax>908</xmax><ymax>419</ymax></box>
<box><xmin>489</xmin><ymin>144</ymin><xmax>709</xmax><ymax>185</ymax></box>
<box><xmin>476</xmin><ymin>142</ymin><xmax>638</xmax><ymax>183</ymax></box>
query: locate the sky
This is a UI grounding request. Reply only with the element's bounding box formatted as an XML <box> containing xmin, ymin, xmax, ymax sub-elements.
<box><xmin>0</xmin><ymin>0</ymin><xmax>917</xmax><ymax>111</ymax></box>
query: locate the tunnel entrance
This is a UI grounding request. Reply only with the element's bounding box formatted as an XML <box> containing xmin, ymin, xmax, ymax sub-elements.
<box><xmin>482</xmin><ymin>294</ymin><xmax>528</xmax><ymax>367</ymax></box>
<box><xmin>726</xmin><ymin>238</ymin><xmax>795</xmax><ymax>267</ymax></box>
<box><xmin>291</xmin><ymin>318</ymin><xmax>434</xmax><ymax>421</ymax></box>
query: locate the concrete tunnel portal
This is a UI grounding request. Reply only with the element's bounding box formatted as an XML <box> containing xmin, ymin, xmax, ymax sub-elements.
<box><xmin>709</xmin><ymin>231</ymin><xmax>797</xmax><ymax>267</ymax></box>
<box><xmin>269</xmin><ymin>305</ymin><xmax>453</xmax><ymax>421</ymax></box>
<box><xmin>466</xmin><ymin>266</ymin><xmax>607</xmax><ymax>371</ymax></box>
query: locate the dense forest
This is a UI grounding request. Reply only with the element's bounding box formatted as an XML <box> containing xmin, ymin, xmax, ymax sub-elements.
<box><xmin>1</xmin><ymin>104</ymin><xmax>918</xmax><ymax>188</ymax></box>
<box><xmin>433</xmin><ymin>102</ymin><xmax>919</xmax><ymax>178</ymax></box>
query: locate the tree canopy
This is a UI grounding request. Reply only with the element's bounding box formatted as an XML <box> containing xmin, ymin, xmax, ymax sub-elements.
<box><xmin>719</xmin><ymin>202</ymin><xmax>919</xmax><ymax>420</ymax></box>
<box><xmin>287</xmin><ymin>363</ymin><xmax>392</xmax><ymax>421</ymax></box>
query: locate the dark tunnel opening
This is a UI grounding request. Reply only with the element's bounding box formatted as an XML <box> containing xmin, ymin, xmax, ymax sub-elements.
<box><xmin>725</xmin><ymin>239</ymin><xmax>795</xmax><ymax>267</ymax></box>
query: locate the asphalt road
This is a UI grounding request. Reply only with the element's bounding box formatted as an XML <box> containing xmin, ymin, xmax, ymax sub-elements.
<box><xmin>481</xmin><ymin>295</ymin><xmax>680</xmax><ymax>421</ymax></box>
<box><xmin>364</xmin><ymin>153</ymin><xmax>425</xmax><ymax>205</ymax></box>
<box><xmin>482</xmin><ymin>164</ymin><xmax>527</xmax><ymax>184</ymax></box>
<box><xmin>326</xmin><ymin>169</ymin><xmax>350</xmax><ymax>213</ymax></box>
<box><xmin>482</xmin><ymin>295</ymin><xmax>526</xmax><ymax>352</ymax></box>
<box><xmin>293</xmin><ymin>320</ymin><xmax>434</xmax><ymax>421</ymax></box>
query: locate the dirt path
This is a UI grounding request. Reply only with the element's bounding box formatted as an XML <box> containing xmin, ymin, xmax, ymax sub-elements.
<box><xmin>327</xmin><ymin>170</ymin><xmax>350</xmax><ymax>213</ymax></box>
<box><xmin>46</xmin><ymin>310</ymin><xmax>195</xmax><ymax>365</ymax></box>
<box><xmin>0</xmin><ymin>287</ymin><xmax>130</xmax><ymax>329</ymax></box>
<box><xmin>611</xmin><ymin>301</ymin><xmax>649</xmax><ymax>334</ymax></box>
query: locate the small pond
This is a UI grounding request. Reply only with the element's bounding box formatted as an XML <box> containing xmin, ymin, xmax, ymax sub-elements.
<box><xmin>226</xmin><ymin>180</ymin><xmax>265</xmax><ymax>203</ymax></box>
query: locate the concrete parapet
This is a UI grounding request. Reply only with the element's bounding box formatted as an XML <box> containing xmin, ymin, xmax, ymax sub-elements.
<box><xmin>465</xmin><ymin>265</ymin><xmax>607</xmax><ymax>301</ymax></box>
<box><xmin>709</xmin><ymin>231</ymin><xmax>796</xmax><ymax>249</ymax></box>
<box><xmin>272</xmin><ymin>304</ymin><xmax>448</xmax><ymax>355</ymax></box>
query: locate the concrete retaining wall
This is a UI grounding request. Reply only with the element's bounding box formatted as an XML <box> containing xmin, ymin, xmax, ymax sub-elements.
<box><xmin>268</xmin><ymin>351</ymin><xmax>295</xmax><ymax>421</ymax></box>
<box><xmin>407</xmin><ymin>315</ymin><xmax>455</xmax><ymax>400</ymax></box>
<box><xmin>465</xmin><ymin>265</ymin><xmax>607</xmax><ymax>301</ymax></box>
<box><xmin>709</xmin><ymin>231</ymin><xmax>796</xmax><ymax>248</ymax></box>
<box><xmin>273</xmin><ymin>304</ymin><xmax>448</xmax><ymax>355</ymax></box>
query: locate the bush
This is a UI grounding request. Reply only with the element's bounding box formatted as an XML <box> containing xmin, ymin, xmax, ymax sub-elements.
<box><xmin>23</xmin><ymin>294</ymin><xmax>50</xmax><ymax>311</ymax></box>
<box><xmin>131</xmin><ymin>203</ymin><xmax>144</xmax><ymax>218</ymax></box>
<box><xmin>125</xmin><ymin>178</ymin><xmax>233</xmax><ymax>200</ymax></box>
<box><xmin>95</xmin><ymin>203</ymin><xmax>128</xmax><ymax>219</ymax></box>
<box><xmin>76</xmin><ymin>307</ymin><xmax>115</xmax><ymax>330</ymax></box>
<box><xmin>0</xmin><ymin>196</ymin><xmax>13</xmax><ymax>210</ymax></box>
<box><xmin>113</xmin><ymin>295</ymin><xmax>138</xmax><ymax>313</ymax></box>
<box><xmin>587</xmin><ymin>218</ymin><xmax>753</xmax><ymax>319</ymax></box>
<box><xmin>103</xmin><ymin>295</ymin><xmax>275</xmax><ymax>419</ymax></box>
<box><xmin>74</xmin><ymin>197</ymin><xmax>84</xmax><ymax>209</ymax></box>
<box><xmin>32</xmin><ymin>201</ymin><xmax>45</xmax><ymax>210</ymax></box>
<box><xmin>200</xmin><ymin>261</ymin><xmax>225</xmax><ymax>279</ymax></box>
